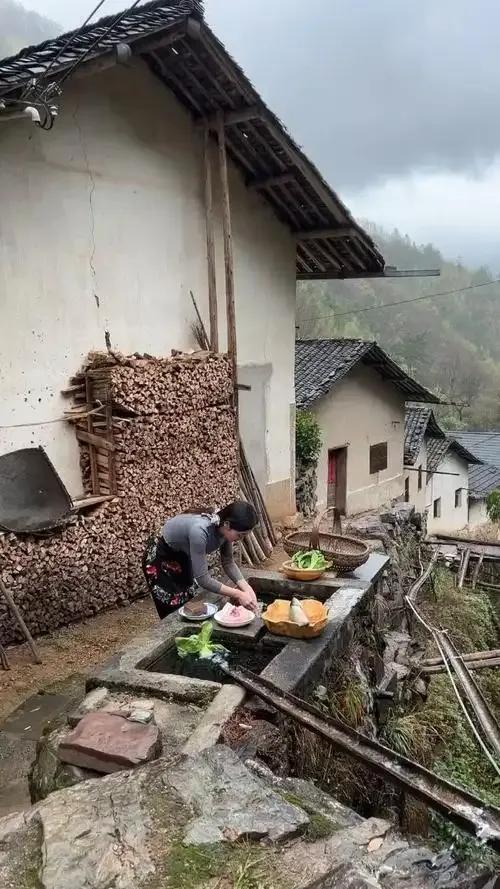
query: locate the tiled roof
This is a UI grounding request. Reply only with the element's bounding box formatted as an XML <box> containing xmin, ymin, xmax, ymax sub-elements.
<box><xmin>0</xmin><ymin>2</ymin><xmax>384</xmax><ymax>280</ymax></box>
<box><xmin>404</xmin><ymin>405</ymin><xmax>445</xmax><ymax>465</ymax></box>
<box><xmin>468</xmin><ymin>463</ymin><xmax>500</xmax><ymax>500</ymax></box>
<box><xmin>426</xmin><ymin>436</ymin><xmax>481</xmax><ymax>473</ymax></box>
<box><xmin>448</xmin><ymin>431</ymin><xmax>500</xmax><ymax>469</ymax></box>
<box><xmin>295</xmin><ymin>340</ymin><xmax>438</xmax><ymax>409</ymax></box>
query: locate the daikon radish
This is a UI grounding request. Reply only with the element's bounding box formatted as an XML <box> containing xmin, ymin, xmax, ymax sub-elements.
<box><xmin>289</xmin><ymin>597</ymin><xmax>309</xmax><ymax>626</ymax></box>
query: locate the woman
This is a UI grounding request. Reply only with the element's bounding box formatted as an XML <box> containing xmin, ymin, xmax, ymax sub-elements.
<box><xmin>142</xmin><ymin>501</ymin><xmax>259</xmax><ymax>619</ymax></box>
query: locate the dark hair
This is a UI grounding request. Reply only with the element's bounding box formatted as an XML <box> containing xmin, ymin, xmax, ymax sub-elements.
<box><xmin>218</xmin><ymin>500</ymin><xmax>258</xmax><ymax>532</ymax></box>
<box><xmin>184</xmin><ymin>500</ymin><xmax>257</xmax><ymax>532</ymax></box>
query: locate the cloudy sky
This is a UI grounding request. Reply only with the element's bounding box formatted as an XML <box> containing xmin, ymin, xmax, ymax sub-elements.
<box><xmin>22</xmin><ymin>0</ymin><xmax>500</xmax><ymax>269</ymax></box>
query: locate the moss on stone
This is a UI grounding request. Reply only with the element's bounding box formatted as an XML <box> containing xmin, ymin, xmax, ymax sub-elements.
<box><xmin>281</xmin><ymin>792</ymin><xmax>338</xmax><ymax>842</ymax></box>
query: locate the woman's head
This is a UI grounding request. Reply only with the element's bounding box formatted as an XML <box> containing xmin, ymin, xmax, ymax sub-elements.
<box><xmin>218</xmin><ymin>500</ymin><xmax>258</xmax><ymax>542</ymax></box>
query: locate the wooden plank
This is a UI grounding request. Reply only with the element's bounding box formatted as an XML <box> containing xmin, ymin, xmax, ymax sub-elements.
<box><xmin>458</xmin><ymin>548</ymin><xmax>471</xmax><ymax>589</ymax></box>
<box><xmin>216</xmin><ymin>109</ymin><xmax>238</xmax><ymax>433</ymax></box>
<box><xmin>421</xmin><ymin>657</ymin><xmax>500</xmax><ymax>675</ymax></box>
<box><xmin>85</xmin><ymin>374</ymin><xmax>99</xmax><ymax>495</ymax></box>
<box><xmin>248</xmin><ymin>173</ymin><xmax>295</xmax><ymax>190</ymax></box>
<box><xmin>420</xmin><ymin>648</ymin><xmax>500</xmax><ymax>667</ymax></box>
<box><xmin>203</xmin><ymin>126</ymin><xmax>218</xmax><ymax>351</ymax></box>
<box><xmin>72</xmin><ymin>495</ymin><xmax>116</xmax><ymax>511</ymax></box>
<box><xmin>295</xmin><ymin>226</ymin><xmax>357</xmax><ymax>241</ymax></box>
<box><xmin>471</xmin><ymin>552</ymin><xmax>484</xmax><ymax>590</ymax></box>
<box><xmin>203</xmin><ymin>104</ymin><xmax>260</xmax><ymax>128</ymax></box>
<box><xmin>76</xmin><ymin>429</ymin><xmax>116</xmax><ymax>452</ymax></box>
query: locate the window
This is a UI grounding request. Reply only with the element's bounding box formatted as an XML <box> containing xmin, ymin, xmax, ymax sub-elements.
<box><xmin>369</xmin><ymin>442</ymin><xmax>388</xmax><ymax>474</ymax></box>
<box><xmin>433</xmin><ymin>497</ymin><xmax>441</xmax><ymax>518</ymax></box>
<box><xmin>418</xmin><ymin>466</ymin><xmax>423</xmax><ymax>491</ymax></box>
<box><xmin>455</xmin><ymin>488</ymin><xmax>462</xmax><ymax>508</ymax></box>
<box><xmin>404</xmin><ymin>477</ymin><xmax>410</xmax><ymax>503</ymax></box>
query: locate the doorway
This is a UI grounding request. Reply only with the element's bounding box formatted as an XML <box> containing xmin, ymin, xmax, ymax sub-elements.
<box><xmin>327</xmin><ymin>447</ymin><xmax>347</xmax><ymax>514</ymax></box>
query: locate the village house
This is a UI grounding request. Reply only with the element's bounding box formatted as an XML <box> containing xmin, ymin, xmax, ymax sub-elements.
<box><xmin>0</xmin><ymin>0</ymin><xmax>385</xmax><ymax>522</ymax></box>
<box><xmin>404</xmin><ymin>407</ymin><xmax>481</xmax><ymax>534</ymax></box>
<box><xmin>295</xmin><ymin>339</ymin><xmax>437</xmax><ymax>515</ymax></box>
<box><xmin>448</xmin><ymin>431</ymin><xmax>500</xmax><ymax>527</ymax></box>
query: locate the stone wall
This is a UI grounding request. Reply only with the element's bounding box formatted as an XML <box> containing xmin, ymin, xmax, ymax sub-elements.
<box><xmin>0</xmin><ymin>353</ymin><xmax>238</xmax><ymax>644</ymax></box>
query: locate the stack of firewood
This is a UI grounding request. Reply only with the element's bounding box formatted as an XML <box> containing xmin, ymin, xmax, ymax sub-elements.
<box><xmin>0</xmin><ymin>351</ymin><xmax>239</xmax><ymax>644</ymax></box>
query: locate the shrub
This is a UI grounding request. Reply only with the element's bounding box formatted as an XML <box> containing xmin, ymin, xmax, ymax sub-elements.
<box><xmin>296</xmin><ymin>410</ymin><xmax>321</xmax><ymax>464</ymax></box>
<box><xmin>487</xmin><ymin>488</ymin><xmax>500</xmax><ymax>521</ymax></box>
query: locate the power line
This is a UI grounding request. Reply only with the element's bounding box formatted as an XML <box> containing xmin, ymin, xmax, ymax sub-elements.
<box><xmin>299</xmin><ymin>278</ymin><xmax>500</xmax><ymax>325</ymax></box>
<box><xmin>57</xmin><ymin>0</ymin><xmax>144</xmax><ymax>88</ymax></box>
<box><xmin>42</xmin><ymin>1</ymin><xmax>109</xmax><ymax>90</ymax></box>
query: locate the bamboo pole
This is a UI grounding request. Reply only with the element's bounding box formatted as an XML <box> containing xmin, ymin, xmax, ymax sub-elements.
<box><xmin>0</xmin><ymin>577</ymin><xmax>41</xmax><ymax>664</ymax></box>
<box><xmin>203</xmin><ymin>126</ymin><xmax>218</xmax><ymax>351</ymax></box>
<box><xmin>216</xmin><ymin>110</ymin><xmax>238</xmax><ymax>431</ymax></box>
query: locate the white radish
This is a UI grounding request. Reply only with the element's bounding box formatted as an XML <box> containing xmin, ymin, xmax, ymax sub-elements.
<box><xmin>289</xmin><ymin>597</ymin><xmax>309</xmax><ymax>626</ymax></box>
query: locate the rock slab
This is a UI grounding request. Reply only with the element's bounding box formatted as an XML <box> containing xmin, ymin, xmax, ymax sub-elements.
<box><xmin>167</xmin><ymin>745</ymin><xmax>309</xmax><ymax>845</ymax></box>
<box><xmin>58</xmin><ymin>711</ymin><xmax>160</xmax><ymax>773</ymax></box>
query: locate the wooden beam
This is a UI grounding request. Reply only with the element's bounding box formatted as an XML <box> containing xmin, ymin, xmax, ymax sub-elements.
<box><xmin>203</xmin><ymin>127</ymin><xmax>218</xmax><ymax>351</ymax></box>
<box><xmin>216</xmin><ymin>110</ymin><xmax>238</xmax><ymax>433</ymax></box>
<box><xmin>0</xmin><ymin>577</ymin><xmax>41</xmax><ymax>664</ymax></box>
<box><xmin>295</xmin><ymin>226</ymin><xmax>357</xmax><ymax>241</ymax></box>
<box><xmin>421</xmin><ymin>657</ymin><xmax>500</xmax><ymax>675</ymax></box>
<box><xmin>76</xmin><ymin>429</ymin><xmax>116</xmax><ymax>452</ymax></box>
<box><xmin>248</xmin><ymin>172</ymin><xmax>295</xmax><ymax>190</ymax></box>
<box><xmin>203</xmin><ymin>104</ymin><xmax>261</xmax><ymax>128</ymax></box>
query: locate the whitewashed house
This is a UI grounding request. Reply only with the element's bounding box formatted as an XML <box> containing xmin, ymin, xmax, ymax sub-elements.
<box><xmin>0</xmin><ymin>1</ymin><xmax>385</xmax><ymax>520</ymax></box>
<box><xmin>448</xmin><ymin>432</ymin><xmax>500</xmax><ymax>528</ymax></box>
<box><xmin>404</xmin><ymin>407</ymin><xmax>481</xmax><ymax>534</ymax></box>
<box><xmin>295</xmin><ymin>339</ymin><xmax>437</xmax><ymax>515</ymax></box>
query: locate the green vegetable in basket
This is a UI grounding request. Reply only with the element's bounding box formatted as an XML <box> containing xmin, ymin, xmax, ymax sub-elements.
<box><xmin>175</xmin><ymin>621</ymin><xmax>228</xmax><ymax>660</ymax></box>
<box><xmin>291</xmin><ymin>549</ymin><xmax>330</xmax><ymax>570</ymax></box>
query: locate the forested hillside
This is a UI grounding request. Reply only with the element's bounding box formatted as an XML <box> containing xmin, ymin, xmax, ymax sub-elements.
<box><xmin>297</xmin><ymin>225</ymin><xmax>500</xmax><ymax>430</ymax></box>
<box><xmin>0</xmin><ymin>0</ymin><xmax>58</xmax><ymax>57</ymax></box>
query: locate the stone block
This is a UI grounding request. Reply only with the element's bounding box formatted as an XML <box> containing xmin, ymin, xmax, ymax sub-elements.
<box><xmin>58</xmin><ymin>712</ymin><xmax>161</xmax><ymax>774</ymax></box>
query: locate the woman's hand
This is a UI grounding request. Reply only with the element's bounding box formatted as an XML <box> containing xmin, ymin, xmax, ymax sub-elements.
<box><xmin>235</xmin><ymin>581</ymin><xmax>259</xmax><ymax>613</ymax></box>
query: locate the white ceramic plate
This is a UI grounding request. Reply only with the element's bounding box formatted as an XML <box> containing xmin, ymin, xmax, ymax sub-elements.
<box><xmin>213</xmin><ymin>609</ymin><xmax>255</xmax><ymax>628</ymax></box>
<box><xmin>179</xmin><ymin>602</ymin><xmax>218</xmax><ymax>621</ymax></box>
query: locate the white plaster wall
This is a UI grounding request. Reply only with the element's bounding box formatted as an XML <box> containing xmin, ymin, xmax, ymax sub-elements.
<box><xmin>426</xmin><ymin>451</ymin><xmax>469</xmax><ymax>534</ymax></box>
<box><xmin>404</xmin><ymin>441</ymin><xmax>427</xmax><ymax>515</ymax></box>
<box><xmin>468</xmin><ymin>499</ymin><xmax>488</xmax><ymax>529</ymax></box>
<box><xmin>0</xmin><ymin>61</ymin><xmax>296</xmax><ymax>510</ymax></box>
<box><xmin>311</xmin><ymin>365</ymin><xmax>406</xmax><ymax>515</ymax></box>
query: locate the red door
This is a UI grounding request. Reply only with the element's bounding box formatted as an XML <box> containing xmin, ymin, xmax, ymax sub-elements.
<box><xmin>327</xmin><ymin>450</ymin><xmax>337</xmax><ymax>507</ymax></box>
<box><xmin>327</xmin><ymin>447</ymin><xmax>347</xmax><ymax>513</ymax></box>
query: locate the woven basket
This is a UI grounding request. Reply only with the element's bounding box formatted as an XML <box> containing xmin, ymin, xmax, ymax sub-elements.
<box><xmin>283</xmin><ymin>507</ymin><xmax>369</xmax><ymax>573</ymax></box>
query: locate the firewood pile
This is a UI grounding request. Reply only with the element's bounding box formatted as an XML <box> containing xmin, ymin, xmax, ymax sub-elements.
<box><xmin>0</xmin><ymin>351</ymin><xmax>240</xmax><ymax>644</ymax></box>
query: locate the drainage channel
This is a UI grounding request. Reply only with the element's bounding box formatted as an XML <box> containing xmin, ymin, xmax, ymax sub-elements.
<box><xmin>223</xmin><ymin>664</ymin><xmax>500</xmax><ymax>852</ymax></box>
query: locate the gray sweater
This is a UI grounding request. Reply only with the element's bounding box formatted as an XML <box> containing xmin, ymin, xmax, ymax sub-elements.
<box><xmin>162</xmin><ymin>513</ymin><xmax>243</xmax><ymax>595</ymax></box>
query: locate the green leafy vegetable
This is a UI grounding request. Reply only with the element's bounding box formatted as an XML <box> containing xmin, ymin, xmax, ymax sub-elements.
<box><xmin>291</xmin><ymin>550</ymin><xmax>331</xmax><ymax>570</ymax></box>
<box><xmin>175</xmin><ymin>621</ymin><xmax>228</xmax><ymax>660</ymax></box>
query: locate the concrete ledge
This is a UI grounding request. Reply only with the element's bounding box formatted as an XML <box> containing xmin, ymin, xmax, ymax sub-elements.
<box><xmin>182</xmin><ymin>685</ymin><xmax>246</xmax><ymax>755</ymax></box>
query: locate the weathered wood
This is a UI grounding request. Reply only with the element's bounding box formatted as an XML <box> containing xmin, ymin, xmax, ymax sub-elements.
<box><xmin>0</xmin><ymin>577</ymin><xmax>41</xmax><ymax>663</ymax></box>
<box><xmin>203</xmin><ymin>104</ymin><xmax>260</xmax><ymax>128</ymax></box>
<box><xmin>420</xmin><ymin>648</ymin><xmax>500</xmax><ymax>668</ymax></box>
<box><xmin>216</xmin><ymin>109</ymin><xmax>238</xmax><ymax>430</ymax></box>
<box><xmin>248</xmin><ymin>172</ymin><xmax>295</xmax><ymax>191</ymax></box>
<box><xmin>85</xmin><ymin>374</ymin><xmax>99</xmax><ymax>494</ymax></box>
<box><xmin>76</xmin><ymin>429</ymin><xmax>116</xmax><ymax>452</ymax></box>
<box><xmin>407</xmin><ymin>551</ymin><xmax>439</xmax><ymax>603</ymax></box>
<box><xmin>421</xmin><ymin>657</ymin><xmax>500</xmax><ymax>675</ymax></box>
<box><xmin>203</xmin><ymin>126</ymin><xmax>218</xmax><ymax>351</ymax></box>
<box><xmin>72</xmin><ymin>495</ymin><xmax>116</xmax><ymax>511</ymax></box>
<box><xmin>471</xmin><ymin>552</ymin><xmax>484</xmax><ymax>590</ymax></box>
<box><xmin>0</xmin><ymin>640</ymin><xmax>10</xmax><ymax>670</ymax></box>
<box><xmin>295</xmin><ymin>226</ymin><xmax>357</xmax><ymax>241</ymax></box>
<box><xmin>458</xmin><ymin>548</ymin><xmax>471</xmax><ymax>589</ymax></box>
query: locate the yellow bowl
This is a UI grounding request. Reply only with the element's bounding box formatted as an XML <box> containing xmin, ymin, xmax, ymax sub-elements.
<box><xmin>281</xmin><ymin>560</ymin><xmax>333</xmax><ymax>582</ymax></box>
<box><xmin>262</xmin><ymin>598</ymin><xmax>329</xmax><ymax>639</ymax></box>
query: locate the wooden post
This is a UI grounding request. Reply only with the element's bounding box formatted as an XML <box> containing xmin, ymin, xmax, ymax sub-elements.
<box><xmin>216</xmin><ymin>110</ymin><xmax>238</xmax><ymax>431</ymax></box>
<box><xmin>203</xmin><ymin>126</ymin><xmax>218</xmax><ymax>351</ymax></box>
<box><xmin>0</xmin><ymin>577</ymin><xmax>41</xmax><ymax>664</ymax></box>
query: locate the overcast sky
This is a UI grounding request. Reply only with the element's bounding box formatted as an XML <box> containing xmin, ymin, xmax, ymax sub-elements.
<box><xmin>22</xmin><ymin>0</ymin><xmax>500</xmax><ymax>269</ymax></box>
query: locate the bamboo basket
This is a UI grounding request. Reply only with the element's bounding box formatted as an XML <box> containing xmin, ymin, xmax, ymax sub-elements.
<box><xmin>283</xmin><ymin>507</ymin><xmax>369</xmax><ymax>573</ymax></box>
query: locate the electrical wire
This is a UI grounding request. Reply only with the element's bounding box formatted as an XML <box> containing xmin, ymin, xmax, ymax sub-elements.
<box><xmin>299</xmin><ymin>278</ymin><xmax>500</xmax><ymax>325</ymax></box>
<box><xmin>41</xmin><ymin>1</ymin><xmax>109</xmax><ymax>90</ymax></box>
<box><xmin>56</xmin><ymin>0</ymin><xmax>144</xmax><ymax>88</ymax></box>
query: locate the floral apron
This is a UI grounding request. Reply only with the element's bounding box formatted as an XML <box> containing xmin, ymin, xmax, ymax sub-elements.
<box><xmin>142</xmin><ymin>535</ymin><xmax>196</xmax><ymax>619</ymax></box>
